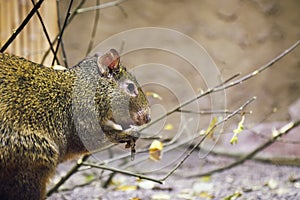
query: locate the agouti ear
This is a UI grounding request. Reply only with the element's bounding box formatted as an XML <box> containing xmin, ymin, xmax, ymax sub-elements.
<box><xmin>97</xmin><ymin>49</ymin><xmax>120</xmax><ymax>74</ymax></box>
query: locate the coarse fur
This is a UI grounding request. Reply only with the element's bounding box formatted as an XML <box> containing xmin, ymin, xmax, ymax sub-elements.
<box><xmin>0</xmin><ymin>50</ymin><xmax>150</xmax><ymax>200</ymax></box>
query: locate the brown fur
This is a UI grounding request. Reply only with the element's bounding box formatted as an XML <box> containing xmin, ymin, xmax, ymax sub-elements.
<box><xmin>0</xmin><ymin>51</ymin><xmax>150</xmax><ymax>200</ymax></box>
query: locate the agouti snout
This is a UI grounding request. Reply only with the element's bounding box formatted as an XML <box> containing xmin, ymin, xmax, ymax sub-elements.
<box><xmin>92</xmin><ymin>49</ymin><xmax>151</xmax><ymax>144</ymax></box>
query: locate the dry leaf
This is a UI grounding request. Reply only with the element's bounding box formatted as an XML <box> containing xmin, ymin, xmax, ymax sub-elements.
<box><xmin>199</xmin><ymin>191</ymin><xmax>215</xmax><ymax>199</ymax></box>
<box><xmin>116</xmin><ymin>185</ymin><xmax>137</xmax><ymax>191</ymax></box>
<box><xmin>200</xmin><ymin>175</ymin><xmax>211</xmax><ymax>182</ymax></box>
<box><xmin>149</xmin><ymin>140</ymin><xmax>163</xmax><ymax>161</ymax></box>
<box><xmin>146</xmin><ymin>92</ymin><xmax>163</xmax><ymax>100</ymax></box>
<box><xmin>163</xmin><ymin>123</ymin><xmax>173</xmax><ymax>131</ymax></box>
<box><xmin>230</xmin><ymin>115</ymin><xmax>245</xmax><ymax>144</ymax></box>
<box><xmin>131</xmin><ymin>198</ymin><xmax>141</xmax><ymax>200</ymax></box>
<box><xmin>222</xmin><ymin>191</ymin><xmax>242</xmax><ymax>200</ymax></box>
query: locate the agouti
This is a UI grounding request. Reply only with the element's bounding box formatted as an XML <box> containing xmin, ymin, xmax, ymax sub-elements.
<box><xmin>0</xmin><ymin>49</ymin><xmax>151</xmax><ymax>200</ymax></box>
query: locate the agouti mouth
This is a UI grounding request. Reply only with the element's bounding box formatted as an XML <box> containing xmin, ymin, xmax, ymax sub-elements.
<box><xmin>103</xmin><ymin>119</ymin><xmax>136</xmax><ymax>131</ymax></box>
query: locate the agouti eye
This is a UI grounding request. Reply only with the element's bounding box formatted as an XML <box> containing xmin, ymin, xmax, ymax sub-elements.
<box><xmin>127</xmin><ymin>83</ymin><xmax>135</xmax><ymax>93</ymax></box>
<box><xmin>120</xmin><ymin>80</ymin><xmax>138</xmax><ymax>97</ymax></box>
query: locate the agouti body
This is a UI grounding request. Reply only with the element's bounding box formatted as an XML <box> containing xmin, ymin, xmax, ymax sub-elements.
<box><xmin>0</xmin><ymin>49</ymin><xmax>150</xmax><ymax>200</ymax></box>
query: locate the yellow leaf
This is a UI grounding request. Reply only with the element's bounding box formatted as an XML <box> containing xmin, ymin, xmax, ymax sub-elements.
<box><xmin>84</xmin><ymin>174</ymin><xmax>95</xmax><ymax>182</ymax></box>
<box><xmin>200</xmin><ymin>175</ymin><xmax>211</xmax><ymax>182</ymax></box>
<box><xmin>230</xmin><ymin>135</ymin><xmax>238</xmax><ymax>144</ymax></box>
<box><xmin>116</xmin><ymin>185</ymin><xmax>137</xmax><ymax>191</ymax></box>
<box><xmin>199</xmin><ymin>191</ymin><xmax>215</xmax><ymax>199</ymax></box>
<box><xmin>222</xmin><ymin>191</ymin><xmax>242</xmax><ymax>200</ymax></box>
<box><xmin>205</xmin><ymin>117</ymin><xmax>218</xmax><ymax>138</ymax></box>
<box><xmin>230</xmin><ymin>115</ymin><xmax>245</xmax><ymax>144</ymax></box>
<box><xmin>131</xmin><ymin>198</ymin><xmax>141</xmax><ymax>200</ymax></box>
<box><xmin>146</xmin><ymin>92</ymin><xmax>163</xmax><ymax>100</ymax></box>
<box><xmin>164</xmin><ymin>123</ymin><xmax>174</xmax><ymax>131</ymax></box>
<box><xmin>149</xmin><ymin>140</ymin><xmax>163</xmax><ymax>161</ymax></box>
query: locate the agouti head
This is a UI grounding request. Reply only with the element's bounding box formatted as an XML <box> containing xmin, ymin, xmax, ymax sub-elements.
<box><xmin>71</xmin><ymin>49</ymin><xmax>151</xmax><ymax>149</ymax></box>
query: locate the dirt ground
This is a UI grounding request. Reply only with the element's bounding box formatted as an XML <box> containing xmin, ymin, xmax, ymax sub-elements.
<box><xmin>26</xmin><ymin>0</ymin><xmax>300</xmax><ymax>199</ymax></box>
<box><xmin>48</xmin><ymin>99</ymin><xmax>300</xmax><ymax>200</ymax></box>
<box><xmin>49</xmin><ymin>153</ymin><xmax>300</xmax><ymax>200</ymax></box>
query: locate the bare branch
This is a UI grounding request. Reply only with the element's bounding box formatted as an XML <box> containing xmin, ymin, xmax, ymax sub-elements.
<box><xmin>187</xmin><ymin>120</ymin><xmax>300</xmax><ymax>178</ymax></box>
<box><xmin>51</xmin><ymin>0</ymin><xmax>74</xmax><ymax>67</ymax></box>
<box><xmin>178</xmin><ymin>109</ymin><xmax>252</xmax><ymax>115</ymax></box>
<box><xmin>76</xmin><ymin>0</ymin><xmax>130</xmax><ymax>13</ymax></box>
<box><xmin>41</xmin><ymin>0</ymin><xmax>87</xmax><ymax>64</ymax></box>
<box><xmin>30</xmin><ymin>0</ymin><xmax>60</xmax><ymax>65</ymax></box>
<box><xmin>160</xmin><ymin>97</ymin><xmax>256</xmax><ymax>181</ymax></box>
<box><xmin>140</xmin><ymin>40</ymin><xmax>300</xmax><ymax>132</ymax></box>
<box><xmin>0</xmin><ymin>0</ymin><xmax>45</xmax><ymax>52</ymax></box>
<box><xmin>46</xmin><ymin>154</ymin><xmax>91</xmax><ymax>197</ymax></box>
<box><xmin>82</xmin><ymin>162</ymin><xmax>164</xmax><ymax>184</ymax></box>
<box><xmin>85</xmin><ymin>0</ymin><xmax>101</xmax><ymax>56</ymax></box>
<box><xmin>213</xmin><ymin>40</ymin><xmax>300</xmax><ymax>92</ymax></box>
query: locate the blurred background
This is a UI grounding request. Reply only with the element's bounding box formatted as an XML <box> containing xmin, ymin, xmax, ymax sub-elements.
<box><xmin>1</xmin><ymin>0</ymin><xmax>300</xmax><ymax>198</ymax></box>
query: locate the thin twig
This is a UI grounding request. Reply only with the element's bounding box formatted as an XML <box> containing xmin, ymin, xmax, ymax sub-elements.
<box><xmin>214</xmin><ymin>40</ymin><xmax>300</xmax><ymax>92</ymax></box>
<box><xmin>82</xmin><ymin>162</ymin><xmax>164</xmax><ymax>184</ymax></box>
<box><xmin>200</xmin><ymin>147</ymin><xmax>300</xmax><ymax>167</ymax></box>
<box><xmin>160</xmin><ymin>97</ymin><xmax>256</xmax><ymax>181</ymax></box>
<box><xmin>54</xmin><ymin>0</ymin><xmax>66</xmax><ymax>66</ymax></box>
<box><xmin>46</xmin><ymin>143</ymin><xmax>117</xmax><ymax>196</ymax></box>
<box><xmin>47</xmin><ymin>153</ymin><xmax>91</xmax><ymax>197</ymax></box>
<box><xmin>248</xmin><ymin>129</ymin><xmax>300</xmax><ymax>144</ymax></box>
<box><xmin>140</xmin><ymin>40</ymin><xmax>300</xmax><ymax>132</ymax></box>
<box><xmin>85</xmin><ymin>0</ymin><xmax>101</xmax><ymax>56</ymax></box>
<box><xmin>178</xmin><ymin>109</ymin><xmax>251</xmax><ymax>115</ymax></box>
<box><xmin>187</xmin><ymin>120</ymin><xmax>300</xmax><ymax>178</ymax></box>
<box><xmin>214</xmin><ymin>73</ymin><xmax>241</xmax><ymax>88</ymax></box>
<box><xmin>59</xmin><ymin>178</ymin><xmax>96</xmax><ymax>192</ymax></box>
<box><xmin>41</xmin><ymin>0</ymin><xmax>87</xmax><ymax>65</ymax></box>
<box><xmin>41</xmin><ymin>0</ymin><xmax>129</xmax><ymax>65</ymax></box>
<box><xmin>52</xmin><ymin>0</ymin><xmax>74</xmax><ymax>66</ymax></box>
<box><xmin>30</xmin><ymin>0</ymin><xmax>60</xmax><ymax>65</ymax></box>
<box><xmin>76</xmin><ymin>0</ymin><xmax>129</xmax><ymax>13</ymax></box>
<box><xmin>0</xmin><ymin>0</ymin><xmax>45</xmax><ymax>52</ymax></box>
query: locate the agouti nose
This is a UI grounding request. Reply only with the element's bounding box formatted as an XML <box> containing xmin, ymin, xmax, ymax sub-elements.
<box><xmin>133</xmin><ymin>110</ymin><xmax>151</xmax><ymax>125</ymax></box>
<box><xmin>145</xmin><ymin>114</ymin><xmax>151</xmax><ymax>124</ymax></box>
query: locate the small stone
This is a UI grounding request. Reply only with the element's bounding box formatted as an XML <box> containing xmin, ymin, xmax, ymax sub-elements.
<box><xmin>267</xmin><ymin>179</ymin><xmax>278</xmax><ymax>190</ymax></box>
<box><xmin>193</xmin><ymin>182</ymin><xmax>214</xmax><ymax>193</ymax></box>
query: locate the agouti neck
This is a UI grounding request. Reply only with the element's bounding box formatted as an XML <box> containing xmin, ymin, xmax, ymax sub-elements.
<box><xmin>0</xmin><ymin>53</ymin><xmax>90</xmax><ymax>161</ymax></box>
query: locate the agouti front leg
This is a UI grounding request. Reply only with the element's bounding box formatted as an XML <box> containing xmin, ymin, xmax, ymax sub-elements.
<box><xmin>0</xmin><ymin>131</ymin><xmax>59</xmax><ymax>200</ymax></box>
<box><xmin>0</xmin><ymin>166</ymin><xmax>55</xmax><ymax>200</ymax></box>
